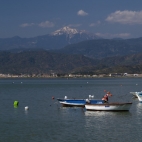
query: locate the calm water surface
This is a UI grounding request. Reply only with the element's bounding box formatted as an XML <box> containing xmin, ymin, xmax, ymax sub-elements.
<box><xmin>0</xmin><ymin>78</ymin><xmax>142</xmax><ymax>142</ymax></box>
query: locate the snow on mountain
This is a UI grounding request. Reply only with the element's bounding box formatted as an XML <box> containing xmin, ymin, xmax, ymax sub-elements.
<box><xmin>0</xmin><ymin>26</ymin><xmax>102</xmax><ymax>51</ymax></box>
<box><xmin>51</xmin><ymin>26</ymin><xmax>88</xmax><ymax>38</ymax></box>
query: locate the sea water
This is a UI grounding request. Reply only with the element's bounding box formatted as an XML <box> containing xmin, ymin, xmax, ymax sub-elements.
<box><xmin>0</xmin><ymin>78</ymin><xmax>142</xmax><ymax>142</ymax></box>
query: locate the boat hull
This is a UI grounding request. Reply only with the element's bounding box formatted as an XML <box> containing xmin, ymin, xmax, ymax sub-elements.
<box><xmin>136</xmin><ymin>92</ymin><xmax>142</xmax><ymax>102</ymax></box>
<box><xmin>130</xmin><ymin>92</ymin><xmax>138</xmax><ymax>98</ymax></box>
<box><xmin>130</xmin><ymin>92</ymin><xmax>142</xmax><ymax>102</ymax></box>
<box><xmin>85</xmin><ymin>102</ymin><xmax>132</xmax><ymax>111</ymax></box>
<box><xmin>57</xmin><ymin>98</ymin><xmax>103</xmax><ymax>107</ymax></box>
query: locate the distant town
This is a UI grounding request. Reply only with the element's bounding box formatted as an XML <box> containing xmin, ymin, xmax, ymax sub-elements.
<box><xmin>0</xmin><ymin>73</ymin><xmax>142</xmax><ymax>78</ymax></box>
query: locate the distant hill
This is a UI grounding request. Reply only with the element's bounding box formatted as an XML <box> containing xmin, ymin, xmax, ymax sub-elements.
<box><xmin>0</xmin><ymin>50</ymin><xmax>142</xmax><ymax>74</ymax></box>
<box><xmin>1</xmin><ymin>27</ymin><xmax>142</xmax><ymax>60</ymax></box>
<box><xmin>0</xmin><ymin>51</ymin><xmax>98</xmax><ymax>74</ymax></box>
<box><xmin>74</xmin><ymin>53</ymin><xmax>142</xmax><ymax>74</ymax></box>
<box><xmin>53</xmin><ymin>38</ymin><xmax>142</xmax><ymax>59</ymax></box>
<box><xmin>0</xmin><ymin>27</ymin><xmax>100</xmax><ymax>51</ymax></box>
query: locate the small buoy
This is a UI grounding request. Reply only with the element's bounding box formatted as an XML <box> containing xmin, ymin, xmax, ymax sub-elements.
<box><xmin>14</xmin><ymin>101</ymin><xmax>19</xmax><ymax>106</ymax></box>
<box><xmin>52</xmin><ymin>96</ymin><xmax>55</xmax><ymax>99</ymax></box>
<box><xmin>25</xmin><ymin>106</ymin><xmax>29</xmax><ymax>110</ymax></box>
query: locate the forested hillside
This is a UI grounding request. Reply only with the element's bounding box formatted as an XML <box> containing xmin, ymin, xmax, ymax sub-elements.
<box><xmin>54</xmin><ymin>38</ymin><xmax>142</xmax><ymax>59</ymax></box>
<box><xmin>0</xmin><ymin>50</ymin><xmax>142</xmax><ymax>74</ymax></box>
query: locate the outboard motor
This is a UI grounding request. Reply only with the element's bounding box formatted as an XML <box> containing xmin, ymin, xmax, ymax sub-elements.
<box><xmin>86</xmin><ymin>99</ymin><xmax>90</xmax><ymax>104</ymax></box>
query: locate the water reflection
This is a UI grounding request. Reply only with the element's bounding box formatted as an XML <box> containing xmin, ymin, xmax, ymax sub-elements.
<box><xmin>14</xmin><ymin>105</ymin><xmax>18</xmax><ymax>108</ymax></box>
<box><xmin>85</xmin><ymin>110</ymin><xmax>131</xmax><ymax>117</ymax></box>
<box><xmin>136</xmin><ymin>102</ymin><xmax>142</xmax><ymax>114</ymax></box>
<box><xmin>84</xmin><ymin>110</ymin><xmax>132</xmax><ymax>140</ymax></box>
<box><xmin>58</xmin><ymin>106</ymin><xmax>84</xmax><ymax>110</ymax></box>
<box><xmin>57</xmin><ymin>107</ymin><xmax>85</xmax><ymax>118</ymax></box>
<box><xmin>24</xmin><ymin>110</ymin><xmax>28</xmax><ymax>115</ymax></box>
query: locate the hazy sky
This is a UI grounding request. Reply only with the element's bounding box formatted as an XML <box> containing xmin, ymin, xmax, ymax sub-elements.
<box><xmin>1</xmin><ymin>0</ymin><xmax>142</xmax><ymax>39</ymax></box>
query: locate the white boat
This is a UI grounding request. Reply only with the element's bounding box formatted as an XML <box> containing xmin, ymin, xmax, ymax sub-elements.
<box><xmin>130</xmin><ymin>92</ymin><xmax>142</xmax><ymax>101</ymax></box>
<box><xmin>85</xmin><ymin>102</ymin><xmax>132</xmax><ymax>111</ymax></box>
<box><xmin>130</xmin><ymin>92</ymin><xmax>138</xmax><ymax>98</ymax></box>
<box><xmin>130</xmin><ymin>92</ymin><xmax>137</xmax><ymax>97</ymax></box>
<box><xmin>130</xmin><ymin>92</ymin><xmax>142</xmax><ymax>102</ymax></box>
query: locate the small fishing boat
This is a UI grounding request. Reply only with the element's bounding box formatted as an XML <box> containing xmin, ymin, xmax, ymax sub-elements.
<box><xmin>85</xmin><ymin>102</ymin><xmax>132</xmax><ymax>111</ymax></box>
<box><xmin>130</xmin><ymin>92</ymin><xmax>138</xmax><ymax>98</ymax></box>
<box><xmin>130</xmin><ymin>92</ymin><xmax>142</xmax><ymax>102</ymax></box>
<box><xmin>57</xmin><ymin>95</ymin><xmax>103</xmax><ymax>107</ymax></box>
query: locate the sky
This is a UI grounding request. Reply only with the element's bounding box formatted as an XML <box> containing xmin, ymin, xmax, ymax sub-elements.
<box><xmin>1</xmin><ymin>0</ymin><xmax>142</xmax><ymax>39</ymax></box>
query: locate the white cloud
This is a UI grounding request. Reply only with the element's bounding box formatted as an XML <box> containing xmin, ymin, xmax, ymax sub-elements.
<box><xmin>20</xmin><ymin>23</ymin><xmax>35</xmax><ymax>27</ymax></box>
<box><xmin>38</xmin><ymin>21</ymin><xmax>54</xmax><ymax>28</ymax></box>
<box><xmin>106</xmin><ymin>10</ymin><xmax>142</xmax><ymax>24</ymax></box>
<box><xmin>77</xmin><ymin>10</ymin><xmax>88</xmax><ymax>16</ymax></box>
<box><xmin>95</xmin><ymin>32</ymin><xmax>131</xmax><ymax>39</ymax></box>
<box><xmin>89</xmin><ymin>21</ymin><xmax>101</xmax><ymax>27</ymax></box>
<box><xmin>20</xmin><ymin>21</ymin><xmax>54</xmax><ymax>28</ymax></box>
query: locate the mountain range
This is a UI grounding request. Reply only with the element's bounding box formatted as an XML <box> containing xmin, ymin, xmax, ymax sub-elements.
<box><xmin>53</xmin><ymin>38</ymin><xmax>142</xmax><ymax>59</ymax></box>
<box><xmin>0</xmin><ymin>50</ymin><xmax>142</xmax><ymax>75</ymax></box>
<box><xmin>0</xmin><ymin>26</ymin><xmax>100</xmax><ymax>51</ymax></box>
<box><xmin>1</xmin><ymin>26</ymin><xmax>142</xmax><ymax>75</ymax></box>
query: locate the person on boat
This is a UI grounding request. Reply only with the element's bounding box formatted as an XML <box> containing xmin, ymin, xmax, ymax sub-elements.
<box><xmin>102</xmin><ymin>90</ymin><xmax>112</xmax><ymax>103</ymax></box>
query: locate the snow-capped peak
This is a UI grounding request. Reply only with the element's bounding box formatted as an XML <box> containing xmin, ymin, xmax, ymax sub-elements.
<box><xmin>50</xmin><ymin>26</ymin><xmax>99</xmax><ymax>40</ymax></box>
<box><xmin>51</xmin><ymin>26</ymin><xmax>83</xmax><ymax>37</ymax></box>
